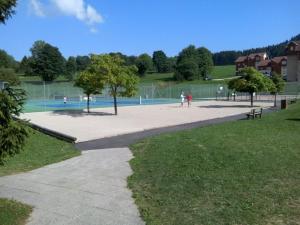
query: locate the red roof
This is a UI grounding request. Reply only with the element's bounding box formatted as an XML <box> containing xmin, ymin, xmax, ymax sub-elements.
<box><xmin>248</xmin><ymin>52</ymin><xmax>266</xmax><ymax>59</ymax></box>
<box><xmin>235</xmin><ymin>56</ymin><xmax>247</xmax><ymax>63</ymax></box>
<box><xmin>257</xmin><ymin>59</ymin><xmax>271</xmax><ymax>68</ymax></box>
<box><xmin>271</xmin><ymin>56</ymin><xmax>287</xmax><ymax>64</ymax></box>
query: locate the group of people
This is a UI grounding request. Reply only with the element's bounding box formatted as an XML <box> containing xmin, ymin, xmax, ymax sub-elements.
<box><xmin>180</xmin><ymin>92</ymin><xmax>192</xmax><ymax>107</ymax></box>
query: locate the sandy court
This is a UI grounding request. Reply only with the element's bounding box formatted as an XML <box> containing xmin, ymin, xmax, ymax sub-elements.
<box><xmin>21</xmin><ymin>100</ymin><xmax>273</xmax><ymax>142</ymax></box>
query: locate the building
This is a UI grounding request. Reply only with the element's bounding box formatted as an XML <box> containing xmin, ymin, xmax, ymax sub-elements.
<box><xmin>271</xmin><ymin>56</ymin><xmax>287</xmax><ymax>79</ymax></box>
<box><xmin>286</xmin><ymin>41</ymin><xmax>300</xmax><ymax>82</ymax></box>
<box><xmin>257</xmin><ymin>59</ymin><xmax>272</xmax><ymax>76</ymax></box>
<box><xmin>235</xmin><ymin>52</ymin><xmax>268</xmax><ymax>73</ymax></box>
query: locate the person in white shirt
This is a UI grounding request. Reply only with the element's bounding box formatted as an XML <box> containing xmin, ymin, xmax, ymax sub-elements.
<box><xmin>180</xmin><ymin>92</ymin><xmax>185</xmax><ymax>107</ymax></box>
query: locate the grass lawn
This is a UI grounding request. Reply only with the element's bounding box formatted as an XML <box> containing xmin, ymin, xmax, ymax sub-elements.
<box><xmin>0</xmin><ymin>127</ymin><xmax>80</xmax><ymax>177</ymax></box>
<box><xmin>0</xmin><ymin>198</ymin><xmax>32</xmax><ymax>225</ymax></box>
<box><xmin>140</xmin><ymin>65</ymin><xmax>236</xmax><ymax>84</ymax></box>
<box><xmin>210</xmin><ymin>65</ymin><xmax>235</xmax><ymax>79</ymax></box>
<box><xmin>128</xmin><ymin>103</ymin><xmax>300</xmax><ymax>225</ymax></box>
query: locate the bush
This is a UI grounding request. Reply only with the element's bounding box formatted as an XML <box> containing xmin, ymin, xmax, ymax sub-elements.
<box><xmin>0</xmin><ymin>68</ymin><xmax>20</xmax><ymax>86</ymax></box>
<box><xmin>0</xmin><ymin>87</ymin><xmax>28</xmax><ymax>164</ymax></box>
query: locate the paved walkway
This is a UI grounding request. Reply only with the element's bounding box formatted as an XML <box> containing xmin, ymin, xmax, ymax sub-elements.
<box><xmin>0</xmin><ymin>148</ymin><xmax>144</xmax><ymax>225</ymax></box>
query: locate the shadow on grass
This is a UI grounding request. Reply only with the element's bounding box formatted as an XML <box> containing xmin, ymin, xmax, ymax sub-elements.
<box><xmin>52</xmin><ymin>109</ymin><xmax>114</xmax><ymax>117</ymax></box>
<box><xmin>286</xmin><ymin>118</ymin><xmax>300</xmax><ymax>122</ymax></box>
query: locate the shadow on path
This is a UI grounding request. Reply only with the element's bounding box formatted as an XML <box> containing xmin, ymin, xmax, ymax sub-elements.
<box><xmin>52</xmin><ymin>109</ymin><xmax>114</xmax><ymax>117</ymax></box>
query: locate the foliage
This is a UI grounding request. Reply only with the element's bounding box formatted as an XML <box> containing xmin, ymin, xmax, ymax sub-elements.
<box><xmin>0</xmin><ymin>87</ymin><xmax>28</xmax><ymax>164</ymax></box>
<box><xmin>18</xmin><ymin>56</ymin><xmax>34</xmax><ymax>76</ymax></box>
<box><xmin>0</xmin><ymin>68</ymin><xmax>20</xmax><ymax>85</ymax></box>
<box><xmin>175</xmin><ymin>45</ymin><xmax>214</xmax><ymax>81</ymax></box>
<box><xmin>0</xmin><ymin>0</ymin><xmax>17</xmax><ymax>24</ymax></box>
<box><xmin>74</xmin><ymin>69</ymin><xmax>104</xmax><ymax>113</ymax></box>
<box><xmin>65</xmin><ymin>56</ymin><xmax>77</xmax><ymax>81</ymax></box>
<box><xmin>153</xmin><ymin>50</ymin><xmax>169</xmax><ymax>73</ymax></box>
<box><xmin>0</xmin><ymin>198</ymin><xmax>32</xmax><ymax>225</ymax></box>
<box><xmin>198</xmin><ymin>47</ymin><xmax>214</xmax><ymax>79</ymax></box>
<box><xmin>0</xmin><ymin>49</ymin><xmax>17</xmax><ymax>69</ymax></box>
<box><xmin>76</xmin><ymin>55</ymin><xmax>91</xmax><ymax>71</ymax></box>
<box><xmin>129</xmin><ymin>102</ymin><xmax>300</xmax><ymax>225</ymax></box>
<box><xmin>136</xmin><ymin>53</ymin><xmax>153</xmax><ymax>76</ymax></box>
<box><xmin>90</xmin><ymin>54</ymin><xmax>139</xmax><ymax>115</ymax></box>
<box><xmin>270</xmin><ymin>72</ymin><xmax>285</xmax><ymax>107</ymax></box>
<box><xmin>228</xmin><ymin>67</ymin><xmax>273</xmax><ymax>106</ymax></box>
<box><xmin>30</xmin><ymin>41</ymin><xmax>66</xmax><ymax>81</ymax></box>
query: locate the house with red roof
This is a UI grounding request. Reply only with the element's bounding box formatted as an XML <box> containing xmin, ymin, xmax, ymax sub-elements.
<box><xmin>235</xmin><ymin>52</ymin><xmax>268</xmax><ymax>74</ymax></box>
<box><xmin>286</xmin><ymin>41</ymin><xmax>300</xmax><ymax>81</ymax></box>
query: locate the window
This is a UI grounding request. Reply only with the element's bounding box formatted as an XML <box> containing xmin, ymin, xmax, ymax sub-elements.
<box><xmin>282</xmin><ymin>60</ymin><xmax>287</xmax><ymax>65</ymax></box>
<box><xmin>290</xmin><ymin>46</ymin><xmax>294</xmax><ymax>51</ymax></box>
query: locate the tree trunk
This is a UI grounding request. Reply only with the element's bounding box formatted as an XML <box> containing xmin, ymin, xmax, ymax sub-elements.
<box><xmin>250</xmin><ymin>92</ymin><xmax>254</xmax><ymax>107</ymax></box>
<box><xmin>113</xmin><ymin>95</ymin><xmax>118</xmax><ymax>115</ymax></box>
<box><xmin>274</xmin><ymin>93</ymin><xmax>277</xmax><ymax>107</ymax></box>
<box><xmin>87</xmin><ymin>94</ymin><xmax>90</xmax><ymax>113</ymax></box>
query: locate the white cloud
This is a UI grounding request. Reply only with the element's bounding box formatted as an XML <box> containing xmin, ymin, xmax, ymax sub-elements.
<box><xmin>30</xmin><ymin>0</ymin><xmax>45</xmax><ymax>17</ymax></box>
<box><xmin>51</xmin><ymin>0</ymin><xmax>103</xmax><ymax>25</ymax></box>
<box><xmin>29</xmin><ymin>0</ymin><xmax>103</xmax><ymax>32</ymax></box>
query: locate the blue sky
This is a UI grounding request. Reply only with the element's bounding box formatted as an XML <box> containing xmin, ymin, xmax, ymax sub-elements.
<box><xmin>1</xmin><ymin>0</ymin><xmax>299</xmax><ymax>60</ymax></box>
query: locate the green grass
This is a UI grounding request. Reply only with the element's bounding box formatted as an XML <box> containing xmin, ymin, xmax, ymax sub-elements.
<box><xmin>128</xmin><ymin>103</ymin><xmax>300</xmax><ymax>225</ymax></box>
<box><xmin>210</xmin><ymin>65</ymin><xmax>235</xmax><ymax>79</ymax></box>
<box><xmin>0</xmin><ymin>198</ymin><xmax>32</xmax><ymax>225</ymax></box>
<box><xmin>140</xmin><ymin>65</ymin><xmax>236</xmax><ymax>84</ymax></box>
<box><xmin>0</xmin><ymin>127</ymin><xmax>80</xmax><ymax>177</ymax></box>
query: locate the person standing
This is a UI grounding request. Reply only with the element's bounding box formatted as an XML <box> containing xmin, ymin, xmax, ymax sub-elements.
<box><xmin>187</xmin><ymin>93</ymin><xmax>192</xmax><ymax>107</ymax></box>
<box><xmin>180</xmin><ymin>91</ymin><xmax>185</xmax><ymax>107</ymax></box>
<box><xmin>63</xmin><ymin>96</ymin><xmax>67</xmax><ymax>104</ymax></box>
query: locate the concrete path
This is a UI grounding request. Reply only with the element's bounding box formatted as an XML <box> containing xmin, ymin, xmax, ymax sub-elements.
<box><xmin>0</xmin><ymin>148</ymin><xmax>144</xmax><ymax>225</ymax></box>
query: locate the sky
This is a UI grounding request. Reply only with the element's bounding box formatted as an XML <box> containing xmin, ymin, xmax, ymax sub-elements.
<box><xmin>1</xmin><ymin>0</ymin><xmax>300</xmax><ymax>60</ymax></box>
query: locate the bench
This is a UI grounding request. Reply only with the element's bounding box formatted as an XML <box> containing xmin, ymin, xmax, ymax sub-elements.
<box><xmin>246</xmin><ymin>108</ymin><xmax>263</xmax><ymax>119</ymax></box>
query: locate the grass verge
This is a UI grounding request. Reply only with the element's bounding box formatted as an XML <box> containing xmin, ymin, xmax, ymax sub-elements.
<box><xmin>0</xmin><ymin>198</ymin><xmax>32</xmax><ymax>225</ymax></box>
<box><xmin>128</xmin><ymin>103</ymin><xmax>300</xmax><ymax>225</ymax></box>
<box><xmin>0</xmin><ymin>127</ymin><xmax>80</xmax><ymax>177</ymax></box>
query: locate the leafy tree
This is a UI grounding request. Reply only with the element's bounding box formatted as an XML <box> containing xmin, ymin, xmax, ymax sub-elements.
<box><xmin>0</xmin><ymin>0</ymin><xmax>17</xmax><ymax>24</ymax></box>
<box><xmin>270</xmin><ymin>73</ymin><xmax>285</xmax><ymax>107</ymax></box>
<box><xmin>198</xmin><ymin>47</ymin><xmax>214</xmax><ymax>79</ymax></box>
<box><xmin>74</xmin><ymin>70</ymin><xmax>104</xmax><ymax>113</ymax></box>
<box><xmin>153</xmin><ymin>50</ymin><xmax>169</xmax><ymax>73</ymax></box>
<box><xmin>30</xmin><ymin>41</ymin><xmax>66</xmax><ymax>81</ymax></box>
<box><xmin>0</xmin><ymin>68</ymin><xmax>20</xmax><ymax>85</ymax></box>
<box><xmin>76</xmin><ymin>56</ymin><xmax>91</xmax><ymax>71</ymax></box>
<box><xmin>18</xmin><ymin>56</ymin><xmax>34</xmax><ymax>76</ymax></box>
<box><xmin>174</xmin><ymin>58</ymin><xmax>198</xmax><ymax>81</ymax></box>
<box><xmin>0</xmin><ymin>86</ymin><xmax>28</xmax><ymax>163</ymax></box>
<box><xmin>228</xmin><ymin>67</ymin><xmax>273</xmax><ymax>107</ymax></box>
<box><xmin>136</xmin><ymin>53</ymin><xmax>153</xmax><ymax>76</ymax></box>
<box><xmin>0</xmin><ymin>49</ymin><xmax>17</xmax><ymax>69</ymax></box>
<box><xmin>65</xmin><ymin>56</ymin><xmax>77</xmax><ymax>81</ymax></box>
<box><xmin>90</xmin><ymin>54</ymin><xmax>139</xmax><ymax>115</ymax></box>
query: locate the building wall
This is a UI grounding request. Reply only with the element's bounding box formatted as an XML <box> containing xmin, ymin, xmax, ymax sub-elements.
<box><xmin>287</xmin><ymin>55</ymin><xmax>298</xmax><ymax>81</ymax></box>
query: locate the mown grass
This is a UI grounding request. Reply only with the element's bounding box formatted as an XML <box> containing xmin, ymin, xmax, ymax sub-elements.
<box><xmin>210</xmin><ymin>65</ymin><xmax>235</xmax><ymax>79</ymax></box>
<box><xmin>129</xmin><ymin>103</ymin><xmax>300</xmax><ymax>225</ymax></box>
<box><xmin>0</xmin><ymin>198</ymin><xmax>32</xmax><ymax>225</ymax></box>
<box><xmin>0</xmin><ymin>127</ymin><xmax>80</xmax><ymax>177</ymax></box>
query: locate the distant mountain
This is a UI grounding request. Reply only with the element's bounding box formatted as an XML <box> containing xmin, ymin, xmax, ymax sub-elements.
<box><xmin>213</xmin><ymin>34</ymin><xmax>300</xmax><ymax>65</ymax></box>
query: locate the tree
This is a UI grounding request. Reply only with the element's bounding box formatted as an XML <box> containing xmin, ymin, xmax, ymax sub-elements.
<box><xmin>65</xmin><ymin>56</ymin><xmax>77</xmax><ymax>81</ymax></box>
<box><xmin>90</xmin><ymin>54</ymin><xmax>139</xmax><ymax>115</ymax></box>
<box><xmin>30</xmin><ymin>41</ymin><xmax>66</xmax><ymax>81</ymax></box>
<box><xmin>198</xmin><ymin>47</ymin><xmax>214</xmax><ymax>79</ymax></box>
<box><xmin>0</xmin><ymin>68</ymin><xmax>20</xmax><ymax>85</ymax></box>
<box><xmin>74</xmin><ymin>70</ymin><xmax>104</xmax><ymax>113</ymax></box>
<box><xmin>76</xmin><ymin>56</ymin><xmax>91</xmax><ymax>71</ymax></box>
<box><xmin>18</xmin><ymin>56</ymin><xmax>34</xmax><ymax>76</ymax></box>
<box><xmin>136</xmin><ymin>53</ymin><xmax>153</xmax><ymax>76</ymax></box>
<box><xmin>228</xmin><ymin>67</ymin><xmax>273</xmax><ymax>107</ymax></box>
<box><xmin>0</xmin><ymin>49</ymin><xmax>17</xmax><ymax>69</ymax></box>
<box><xmin>153</xmin><ymin>51</ymin><xmax>169</xmax><ymax>73</ymax></box>
<box><xmin>174</xmin><ymin>58</ymin><xmax>198</xmax><ymax>81</ymax></box>
<box><xmin>0</xmin><ymin>86</ymin><xmax>28</xmax><ymax>163</ymax></box>
<box><xmin>270</xmin><ymin>73</ymin><xmax>285</xmax><ymax>107</ymax></box>
<box><xmin>0</xmin><ymin>0</ymin><xmax>17</xmax><ymax>24</ymax></box>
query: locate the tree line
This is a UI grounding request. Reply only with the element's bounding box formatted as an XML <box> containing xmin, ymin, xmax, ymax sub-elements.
<box><xmin>213</xmin><ymin>34</ymin><xmax>300</xmax><ymax>65</ymax></box>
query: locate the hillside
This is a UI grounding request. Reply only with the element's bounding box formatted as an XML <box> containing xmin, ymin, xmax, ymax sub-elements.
<box><xmin>213</xmin><ymin>34</ymin><xmax>300</xmax><ymax>65</ymax></box>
